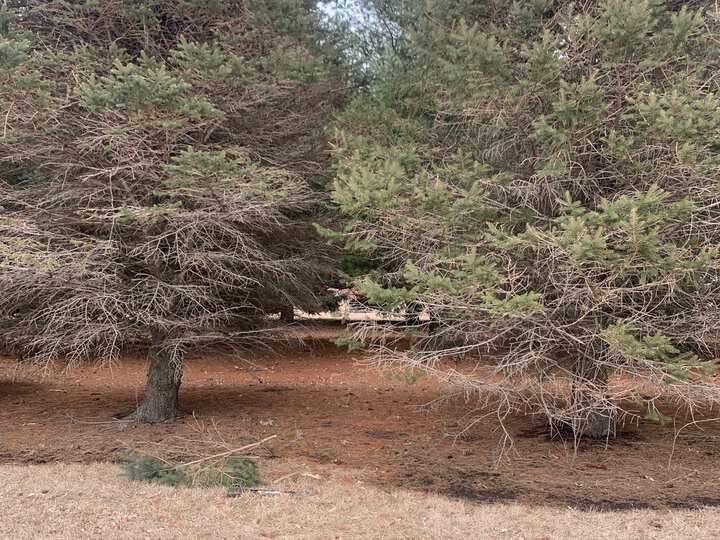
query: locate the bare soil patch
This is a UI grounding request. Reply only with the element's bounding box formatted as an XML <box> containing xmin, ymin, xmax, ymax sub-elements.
<box><xmin>1</xmin><ymin>324</ymin><xmax>720</xmax><ymax>511</ymax></box>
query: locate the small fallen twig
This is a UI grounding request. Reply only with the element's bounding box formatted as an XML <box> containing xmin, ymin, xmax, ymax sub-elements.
<box><xmin>176</xmin><ymin>435</ymin><xmax>276</xmax><ymax>469</ymax></box>
<box><xmin>227</xmin><ymin>487</ymin><xmax>314</xmax><ymax>498</ymax></box>
<box><xmin>65</xmin><ymin>413</ymin><xmax>131</xmax><ymax>425</ymax></box>
<box><xmin>272</xmin><ymin>471</ymin><xmax>323</xmax><ymax>484</ymax></box>
<box><xmin>666</xmin><ymin>469</ymin><xmax>700</xmax><ymax>485</ymax></box>
<box><xmin>668</xmin><ymin>418</ymin><xmax>720</xmax><ymax>468</ymax></box>
<box><xmin>120</xmin><ymin>430</ymin><xmax>275</xmax><ymax>488</ymax></box>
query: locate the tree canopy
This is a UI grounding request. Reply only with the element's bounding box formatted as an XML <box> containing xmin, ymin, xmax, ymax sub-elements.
<box><xmin>327</xmin><ymin>0</ymin><xmax>720</xmax><ymax>443</ymax></box>
<box><xmin>3</xmin><ymin>0</ymin><xmax>720</xmax><ymax>442</ymax></box>
<box><xmin>0</xmin><ymin>0</ymin><xmax>344</xmax><ymax>421</ymax></box>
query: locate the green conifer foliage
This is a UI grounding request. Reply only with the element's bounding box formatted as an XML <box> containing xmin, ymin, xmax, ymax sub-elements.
<box><xmin>0</xmin><ymin>0</ymin><xmax>344</xmax><ymax>422</ymax></box>
<box><xmin>328</xmin><ymin>0</ymin><xmax>720</xmax><ymax>441</ymax></box>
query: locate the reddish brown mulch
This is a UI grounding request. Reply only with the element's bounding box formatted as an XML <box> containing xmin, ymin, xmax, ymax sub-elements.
<box><xmin>1</xmin><ymin>326</ymin><xmax>719</xmax><ymax>511</ymax></box>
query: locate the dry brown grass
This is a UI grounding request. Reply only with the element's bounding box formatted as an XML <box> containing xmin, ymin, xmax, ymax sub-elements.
<box><xmin>1</xmin><ymin>462</ymin><xmax>719</xmax><ymax>539</ymax></box>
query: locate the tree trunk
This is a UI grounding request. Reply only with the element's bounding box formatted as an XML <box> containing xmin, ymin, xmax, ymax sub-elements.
<box><xmin>279</xmin><ymin>303</ymin><xmax>294</xmax><ymax>323</ymax></box>
<box><xmin>569</xmin><ymin>359</ymin><xmax>615</xmax><ymax>439</ymax></box>
<box><xmin>135</xmin><ymin>344</ymin><xmax>183</xmax><ymax>423</ymax></box>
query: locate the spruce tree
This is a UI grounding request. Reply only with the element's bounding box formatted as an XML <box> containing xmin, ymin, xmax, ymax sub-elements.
<box><xmin>327</xmin><ymin>0</ymin><xmax>720</xmax><ymax>442</ymax></box>
<box><xmin>0</xmin><ymin>0</ymin><xmax>343</xmax><ymax>422</ymax></box>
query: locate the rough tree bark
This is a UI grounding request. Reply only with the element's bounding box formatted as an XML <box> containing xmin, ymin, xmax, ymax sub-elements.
<box><xmin>570</xmin><ymin>359</ymin><xmax>615</xmax><ymax>439</ymax></box>
<box><xmin>135</xmin><ymin>343</ymin><xmax>183</xmax><ymax>423</ymax></box>
<box><xmin>279</xmin><ymin>303</ymin><xmax>295</xmax><ymax>323</ymax></box>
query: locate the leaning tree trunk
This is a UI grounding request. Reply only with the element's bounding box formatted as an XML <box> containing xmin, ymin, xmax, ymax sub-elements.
<box><xmin>135</xmin><ymin>343</ymin><xmax>183</xmax><ymax>423</ymax></box>
<box><xmin>569</xmin><ymin>358</ymin><xmax>615</xmax><ymax>439</ymax></box>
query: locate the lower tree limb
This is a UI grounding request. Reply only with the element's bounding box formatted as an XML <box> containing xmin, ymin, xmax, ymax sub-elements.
<box><xmin>135</xmin><ymin>344</ymin><xmax>183</xmax><ymax>423</ymax></box>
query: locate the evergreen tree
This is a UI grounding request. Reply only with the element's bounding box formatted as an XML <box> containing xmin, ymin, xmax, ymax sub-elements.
<box><xmin>327</xmin><ymin>0</ymin><xmax>720</xmax><ymax>442</ymax></box>
<box><xmin>0</xmin><ymin>0</ymin><xmax>344</xmax><ymax>422</ymax></box>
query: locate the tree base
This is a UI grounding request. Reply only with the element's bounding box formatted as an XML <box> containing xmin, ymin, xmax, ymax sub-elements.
<box><xmin>279</xmin><ymin>305</ymin><xmax>295</xmax><ymax>323</ymax></box>
<box><xmin>134</xmin><ymin>342</ymin><xmax>183</xmax><ymax>424</ymax></box>
<box><xmin>551</xmin><ymin>410</ymin><xmax>615</xmax><ymax>440</ymax></box>
<box><xmin>567</xmin><ymin>361</ymin><xmax>615</xmax><ymax>439</ymax></box>
<box><xmin>552</xmin><ymin>402</ymin><xmax>616</xmax><ymax>439</ymax></box>
<box><xmin>576</xmin><ymin>408</ymin><xmax>615</xmax><ymax>439</ymax></box>
<box><xmin>124</xmin><ymin>406</ymin><xmax>184</xmax><ymax>424</ymax></box>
